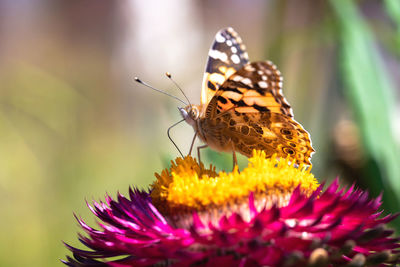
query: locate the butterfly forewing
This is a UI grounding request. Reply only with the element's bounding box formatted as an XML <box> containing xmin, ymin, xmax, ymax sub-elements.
<box><xmin>201</xmin><ymin>27</ymin><xmax>249</xmax><ymax>105</ymax></box>
<box><xmin>208</xmin><ymin>61</ymin><xmax>293</xmax><ymax>118</ymax></box>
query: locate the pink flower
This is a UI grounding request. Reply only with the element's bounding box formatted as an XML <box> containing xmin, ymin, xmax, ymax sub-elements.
<box><xmin>63</xmin><ymin>152</ymin><xmax>400</xmax><ymax>266</ymax></box>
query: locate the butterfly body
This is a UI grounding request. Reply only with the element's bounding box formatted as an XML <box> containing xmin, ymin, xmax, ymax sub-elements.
<box><xmin>180</xmin><ymin>104</ymin><xmax>237</xmax><ymax>154</ymax></box>
<box><xmin>180</xmin><ymin>27</ymin><xmax>314</xmax><ymax>165</ymax></box>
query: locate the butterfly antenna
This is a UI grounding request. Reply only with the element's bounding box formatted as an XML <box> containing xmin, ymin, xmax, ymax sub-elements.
<box><xmin>167</xmin><ymin>119</ymin><xmax>185</xmax><ymax>157</ymax></box>
<box><xmin>165</xmin><ymin>72</ymin><xmax>192</xmax><ymax>107</ymax></box>
<box><xmin>134</xmin><ymin>77</ymin><xmax>188</xmax><ymax>106</ymax></box>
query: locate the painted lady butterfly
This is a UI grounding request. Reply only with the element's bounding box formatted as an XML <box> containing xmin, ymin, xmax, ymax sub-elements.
<box><xmin>179</xmin><ymin>27</ymin><xmax>314</xmax><ymax>165</ymax></box>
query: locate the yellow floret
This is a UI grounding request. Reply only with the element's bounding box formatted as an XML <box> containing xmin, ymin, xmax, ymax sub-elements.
<box><xmin>151</xmin><ymin>150</ymin><xmax>318</xmax><ymax>214</ymax></box>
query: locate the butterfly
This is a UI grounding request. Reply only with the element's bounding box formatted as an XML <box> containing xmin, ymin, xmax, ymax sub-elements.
<box><xmin>179</xmin><ymin>27</ymin><xmax>314</xmax><ymax>166</ymax></box>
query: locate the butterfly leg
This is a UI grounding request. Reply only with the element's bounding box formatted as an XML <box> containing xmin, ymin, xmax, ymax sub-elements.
<box><xmin>197</xmin><ymin>144</ymin><xmax>208</xmax><ymax>164</ymax></box>
<box><xmin>232</xmin><ymin>150</ymin><xmax>238</xmax><ymax>168</ymax></box>
<box><xmin>229</xmin><ymin>141</ymin><xmax>239</xmax><ymax>172</ymax></box>
<box><xmin>188</xmin><ymin>132</ymin><xmax>198</xmax><ymax>156</ymax></box>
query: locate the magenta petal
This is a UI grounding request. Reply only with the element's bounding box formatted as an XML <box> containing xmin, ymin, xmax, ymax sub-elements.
<box><xmin>64</xmin><ymin>181</ymin><xmax>400</xmax><ymax>267</ymax></box>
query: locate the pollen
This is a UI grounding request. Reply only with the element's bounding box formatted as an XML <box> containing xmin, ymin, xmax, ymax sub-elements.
<box><xmin>151</xmin><ymin>150</ymin><xmax>319</xmax><ymax>216</ymax></box>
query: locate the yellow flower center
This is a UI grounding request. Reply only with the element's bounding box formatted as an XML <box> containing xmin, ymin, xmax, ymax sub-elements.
<box><xmin>151</xmin><ymin>150</ymin><xmax>319</xmax><ymax>217</ymax></box>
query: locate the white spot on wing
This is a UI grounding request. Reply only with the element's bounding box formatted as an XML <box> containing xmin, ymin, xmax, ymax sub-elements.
<box><xmin>231</xmin><ymin>47</ymin><xmax>237</xmax><ymax>53</ymax></box>
<box><xmin>215</xmin><ymin>32</ymin><xmax>225</xmax><ymax>43</ymax></box>
<box><xmin>244</xmin><ymin>65</ymin><xmax>255</xmax><ymax>71</ymax></box>
<box><xmin>226</xmin><ymin>40</ymin><xmax>232</xmax><ymax>46</ymax></box>
<box><xmin>209</xmin><ymin>73</ymin><xmax>226</xmax><ymax>85</ymax></box>
<box><xmin>241</xmin><ymin>78</ymin><xmax>252</xmax><ymax>85</ymax></box>
<box><xmin>225</xmin><ymin>68</ymin><xmax>236</xmax><ymax>78</ymax></box>
<box><xmin>232</xmin><ymin>75</ymin><xmax>243</xmax><ymax>82</ymax></box>
<box><xmin>231</xmin><ymin>54</ymin><xmax>240</xmax><ymax>64</ymax></box>
<box><xmin>209</xmin><ymin>49</ymin><xmax>228</xmax><ymax>62</ymax></box>
<box><xmin>258</xmin><ymin>81</ymin><xmax>268</xmax><ymax>88</ymax></box>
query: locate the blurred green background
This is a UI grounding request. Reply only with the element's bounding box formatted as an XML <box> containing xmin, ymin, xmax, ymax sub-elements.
<box><xmin>0</xmin><ymin>0</ymin><xmax>399</xmax><ymax>266</ymax></box>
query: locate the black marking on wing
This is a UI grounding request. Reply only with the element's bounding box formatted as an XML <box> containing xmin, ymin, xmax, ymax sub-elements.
<box><xmin>230</xmin><ymin>99</ymin><xmax>247</xmax><ymax>107</ymax></box>
<box><xmin>253</xmin><ymin>104</ymin><xmax>269</xmax><ymax>112</ymax></box>
<box><xmin>207</xmin><ymin>81</ymin><xmax>217</xmax><ymax>91</ymax></box>
<box><xmin>217</xmin><ymin>96</ymin><xmax>228</xmax><ymax>104</ymax></box>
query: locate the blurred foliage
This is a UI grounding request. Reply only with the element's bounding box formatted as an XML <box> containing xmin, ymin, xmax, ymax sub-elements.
<box><xmin>0</xmin><ymin>0</ymin><xmax>399</xmax><ymax>266</ymax></box>
<box><xmin>384</xmin><ymin>0</ymin><xmax>400</xmax><ymax>55</ymax></box>
<box><xmin>0</xmin><ymin>63</ymin><xmax>153</xmax><ymax>266</ymax></box>
<box><xmin>330</xmin><ymin>0</ymin><xmax>400</xmax><ymax>230</ymax></box>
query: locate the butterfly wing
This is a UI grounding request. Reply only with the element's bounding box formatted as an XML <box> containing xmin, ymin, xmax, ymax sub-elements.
<box><xmin>205</xmin><ymin>61</ymin><xmax>314</xmax><ymax>165</ymax></box>
<box><xmin>216</xmin><ymin>110</ymin><xmax>314</xmax><ymax>165</ymax></box>
<box><xmin>201</xmin><ymin>27</ymin><xmax>249</xmax><ymax>105</ymax></box>
<box><xmin>207</xmin><ymin>61</ymin><xmax>293</xmax><ymax>117</ymax></box>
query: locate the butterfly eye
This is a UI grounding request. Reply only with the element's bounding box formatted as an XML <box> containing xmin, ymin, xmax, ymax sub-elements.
<box><xmin>190</xmin><ymin>106</ymin><xmax>199</xmax><ymax>119</ymax></box>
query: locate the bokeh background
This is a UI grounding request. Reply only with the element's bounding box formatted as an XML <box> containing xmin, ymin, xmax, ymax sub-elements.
<box><xmin>1</xmin><ymin>0</ymin><xmax>399</xmax><ymax>265</ymax></box>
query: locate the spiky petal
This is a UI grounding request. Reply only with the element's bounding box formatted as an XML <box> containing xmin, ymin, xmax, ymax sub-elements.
<box><xmin>63</xmin><ymin>178</ymin><xmax>400</xmax><ymax>266</ymax></box>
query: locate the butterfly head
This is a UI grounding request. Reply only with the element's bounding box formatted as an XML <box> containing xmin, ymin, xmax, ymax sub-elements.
<box><xmin>179</xmin><ymin>105</ymin><xmax>201</xmax><ymax>127</ymax></box>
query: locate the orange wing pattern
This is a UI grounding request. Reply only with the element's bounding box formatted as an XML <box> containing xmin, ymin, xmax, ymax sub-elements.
<box><xmin>206</xmin><ymin>61</ymin><xmax>293</xmax><ymax>118</ymax></box>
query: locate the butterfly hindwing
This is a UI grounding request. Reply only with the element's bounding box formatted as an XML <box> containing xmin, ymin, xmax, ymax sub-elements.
<box><xmin>201</xmin><ymin>27</ymin><xmax>249</xmax><ymax>105</ymax></box>
<box><xmin>217</xmin><ymin>111</ymin><xmax>313</xmax><ymax>165</ymax></box>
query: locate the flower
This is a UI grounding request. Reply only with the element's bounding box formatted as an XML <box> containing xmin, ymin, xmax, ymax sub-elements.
<box><xmin>63</xmin><ymin>151</ymin><xmax>400</xmax><ymax>266</ymax></box>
